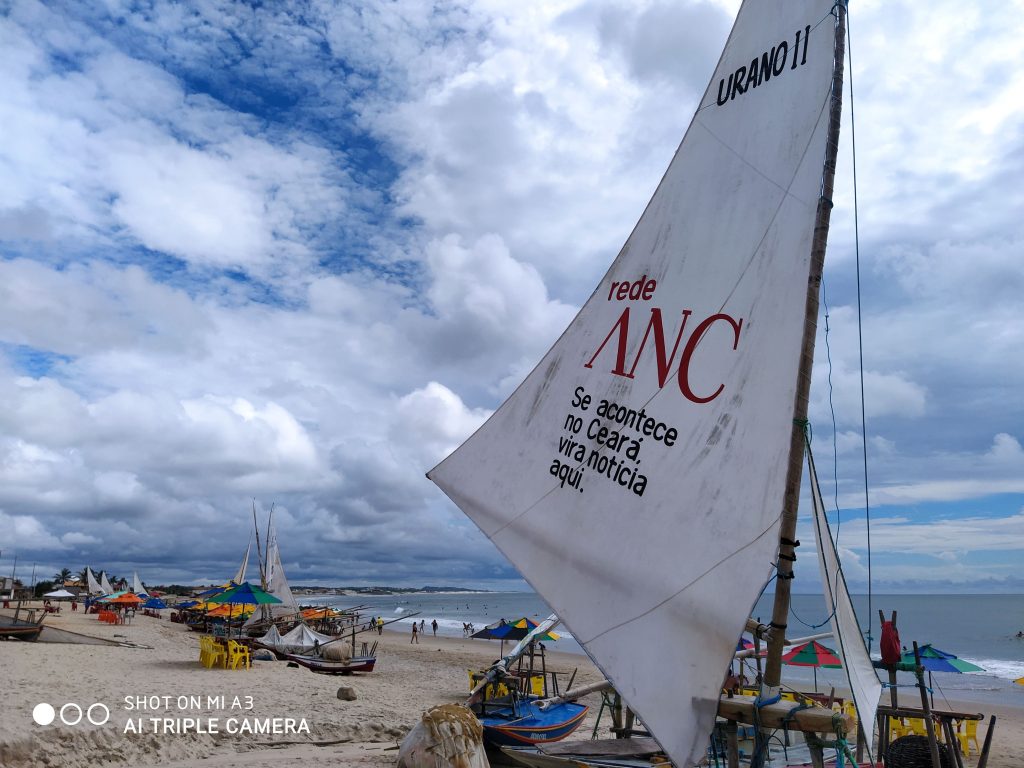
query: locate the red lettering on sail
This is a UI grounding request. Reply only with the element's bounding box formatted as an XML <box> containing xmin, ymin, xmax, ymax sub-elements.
<box><xmin>677</xmin><ymin>314</ymin><xmax>743</xmax><ymax>403</ymax></box>
<box><xmin>584</xmin><ymin>307</ymin><xmax>743</xmax><ymax>403</ymax></box>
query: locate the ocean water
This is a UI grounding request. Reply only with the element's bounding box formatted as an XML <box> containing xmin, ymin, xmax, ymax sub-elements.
<box><xmin>309</xmin><ymin>591</ymin><xmax>1024</xmax><ymax>709</ymax></box>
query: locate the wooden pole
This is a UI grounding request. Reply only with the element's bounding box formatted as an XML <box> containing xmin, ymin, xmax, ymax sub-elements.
<box><xmin>943</xmin><ymin>718</ymin><xmax>964</xmax><ymax>768</ymax></box>
<box><xmin>976</xmin><ymin>715</ymin><xmax>996</xmax><ymax>768</ymax></box>
<box><xmin>762</xmin><ymin>0</ymin><xmax>847</xmax><ymax>696</ymax></box>
<box><xmin>726</xmin><ymin>720</ymin><xmax>740</xmax><ymax>768</ymax></box>
<box><xmin>913</xmin><ymin>642</ymin><xmax>943</xmax><ymax>768</ymax></box>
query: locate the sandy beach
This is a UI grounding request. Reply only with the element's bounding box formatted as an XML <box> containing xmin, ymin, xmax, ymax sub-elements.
<box><xmin>2</xmin><ymin>603</ymin><xmax>1021</xmax><ymax>767</ymax></box>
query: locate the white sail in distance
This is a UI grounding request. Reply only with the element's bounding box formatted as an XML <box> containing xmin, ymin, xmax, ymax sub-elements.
<box><xmin>428</xmin><ymin>2</ymin><xmax>842</xmax><ymax>765</ymax></box>
<box><xmin>232</xmin><ymin>539</ymin><xmax>250</xmax><ymax>585</ymax></box>
<box><xmin>244</xmin><ymin>529</ymin><xmax>299</xmax><ymax>628</ymax></box>
<box><xmin>265</xmin><ymin>535</ymin><xmax>298</xmax><ymax>618</ymax></box>
<box><xmin>131</xmin><ymin>571</ymin><xmax>148</xmax><ymax>596</ymax></box>
<box><xmin>86</xmin><ymin>567</ymin><xmax>102</xmax><ymax>595</ymax></box>
<box><xmin>100</xmin><ymin>571</ymin><xmax>113</xmax><ymax>594</ymax></box>
<box><xmin>808</xmin><ymin>445</ymin><xmax>881</xmax><ymax>754</ymax></box>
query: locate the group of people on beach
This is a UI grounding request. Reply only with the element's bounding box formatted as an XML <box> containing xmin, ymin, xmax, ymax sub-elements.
<box><xmin>410</xmin><ymin>619</ymin><xmax>439</xmax><ymax>643</ymax></box>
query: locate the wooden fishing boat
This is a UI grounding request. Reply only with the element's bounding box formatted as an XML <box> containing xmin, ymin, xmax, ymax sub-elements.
<box><xmin>284</xmin><ymin>651</ymin><xmax>376</xmax><ymax>675</ymax></box>
<box><xmin>0</xmin><ymin>611</ymin><xmax>45</xmax><ymax>641</ymax></box>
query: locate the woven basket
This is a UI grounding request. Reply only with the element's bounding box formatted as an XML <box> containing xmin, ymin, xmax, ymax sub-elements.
<box><xmin>885</xmin><ymin>735</ymin><xmax>954</xmax><ymax>768</ymax></box>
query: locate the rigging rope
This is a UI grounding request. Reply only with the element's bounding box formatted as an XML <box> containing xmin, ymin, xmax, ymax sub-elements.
<box><xmin>846</xmin><ymin>0</ymin><xmax>874</xmax><ymax>655</ymax></box>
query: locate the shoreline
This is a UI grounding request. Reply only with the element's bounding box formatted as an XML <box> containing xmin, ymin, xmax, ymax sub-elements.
<box><xmin>2</xmin><ymin>604</ymin><xmax>1022</xmax><ymax>767</ymax></box>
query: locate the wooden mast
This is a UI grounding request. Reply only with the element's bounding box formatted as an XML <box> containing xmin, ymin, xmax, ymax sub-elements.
<box><xmin>761</xmin><ymin>0</ymin><xmax>848</xmax><ymax>707</ymax></box>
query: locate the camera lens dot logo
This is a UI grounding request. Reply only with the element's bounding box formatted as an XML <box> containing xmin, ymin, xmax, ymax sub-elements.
<box><xmin>32</xmin><ymin>702</ymin><xmax>110</xmax><ymax>726</ymax></box>
<box><xmin>33</xmin><ymin>703</ymin><xmax>56</xmax><ymax>726</ymax></box>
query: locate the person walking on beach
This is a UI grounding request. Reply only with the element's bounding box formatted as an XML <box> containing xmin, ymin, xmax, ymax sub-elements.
<box><xmin>419</xmin><ymin>619</ymin><xmax>425</xmax><ymax>633</ymax></box>
<box><xmin>431</xmin><ymin>619</ymin><xmax>438</xmax><ymax>636</ymax></box>
<box><xmin>377</xmin><ymin>616</ymin><xmax>383</xmax><ymax>635</ymax></box>
<box><xmin>411</xmin><ymin>622</ymin><xmax>419</xmax><ymax>644</ymax></box>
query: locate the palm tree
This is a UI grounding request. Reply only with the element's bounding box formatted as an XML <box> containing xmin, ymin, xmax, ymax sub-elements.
<box><xmin>53</xmin><ymin>567</ymin><xmax>72</xmax><ymax>585</ymax></box>
<box><xmin>77</xmin><ymin>567</ymin><xmax>89</xmax><ymax>586</ymax></box>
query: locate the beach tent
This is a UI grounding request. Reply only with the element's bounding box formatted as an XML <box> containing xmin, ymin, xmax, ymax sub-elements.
<box><xmin>142</xmin><ymin>597</ymin><xmax>167</xmax><ymax>610</ymax></box>
<box><xmin>43</xmin><ymin>589</ymin><xmax>75</xmax><ymax>599</ymax></box>
<box><xmin>256</xmin><ymin>624</ymin><xmax>284</xmax><ymax>647</ymax></box>
<box><xmin>278</xmin><ymin>623</ymin><xmax>335</xmax><ymax>654</ymax></box>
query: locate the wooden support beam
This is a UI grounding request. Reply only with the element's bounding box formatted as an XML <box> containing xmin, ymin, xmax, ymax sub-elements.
<box><xmin>726</xmin><ymin>720</ymin><xmax>739</xmax><ymax>768</ymax></box>
<box><xmin>977</xmin><ymin>715</ymin><xmax>996</xmax><ymax>768</ymax></box>
<box><xmin>717</xmin><ymin>696</ymin><xmax>853</xmax><ymax>734</ymax></box>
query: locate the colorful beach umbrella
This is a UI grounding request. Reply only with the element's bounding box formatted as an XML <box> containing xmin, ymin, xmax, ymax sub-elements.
<box><xmin>898</xmin><ymin>644</ymin><xmax>983</xmax><ymax>706</ymax></box>
<box><xmin>782</xmin><ymin>640</ymin><xmax>842</xmax><ymax>692</ymax></box>
<box><xmin>1015</xmin><ymin>677</ymin><xmax>1024</xmax><ymax>686</ymax></box>
<box><xmin>142</xmin><ymin>597</ymin><xmax>167</xmax><ymax>609</ymax></box>
<box><xmin>898</xmin><ymin>644</ymin><xmax>983</xmax><ymax>674</ymax></box>
<box><xmin>471</xmin><ymin>617</ymin><xmax>559</xmax><ymax>654</ymax></box>
<box><xmin>108</xmin><ymin>593</ymin><xmax>143</xmax><ymax>605</ymax></box>
<box><xmin>206</xmin><ymin>581</ymin><xmax>282</xmax><ymax>606</ymax></box>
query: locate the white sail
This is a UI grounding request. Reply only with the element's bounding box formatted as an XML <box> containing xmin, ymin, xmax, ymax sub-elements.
<box><xmin>131</xmin><ymin>571</ymin><xmax>148</xmax><ymax>596</ymax></box>
<box><xmin>428</xmin><ymin>2</ymin><xmax>840</xmax><ymax>765</ymax></box>
<box><xmin>244</xmin><ymin>530</ymin><xmax>299</xmax><ymax>628</ymax></box>
<box><xmin>264</xmin><ymin>536</ymin><xmax>299</xmax><ymax>618</ymax></box>
<box><xmin>100</xmin><ymin>571</ymin><xmax>113</xmax><ymax>594</ymax></box>
<box><xmin>232</xmin><ymin>539</ymin><xmax>250</xmax><ymax>585</ymax></box>
<box><xmin>808</xmin><ymin>445</ymin><xmax>881</xmax><ymax>753</ymax></box>
<box><xmin>86</xmin><ymin>567</ymin><xmax>102</xmax><ymax>595</ymax></box>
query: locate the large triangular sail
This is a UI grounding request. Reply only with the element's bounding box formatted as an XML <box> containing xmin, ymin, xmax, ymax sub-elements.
<box><xmin>808</xmin><ymin>443</ymin><xmax>881</xmax><ymax>755</ymax></box>
<box><xmin>86</xmin><ymin>567</ymin><xmax>102</xmax><ymax>595</ymax></box>
<box><xmin>100</xmin><ymin>571</ymin><xmax>113</xmax><ymax>594</ymax></box>
<box><xmin>131</xmin><ymin>571</ymin><xmax>148</xmax><ymax>596</ymax></box>
<box><xmin>264</xmin><ymin>535</ymin><xmax>298</xmax><ymax>618</ymax></box>
<box><xmin>244</xmin><ymin>529</ymin><xmax>298</xmax><ymax>627</ymax></box>
<box><xmin>428</xmin><ymin>2</ymin><xmax>842</xmax><ymax>765</ymax></box>
<box><xmin>232</xmin><ymin>539</ymin><xmax>251</xmax><ymax>585</ymax></box>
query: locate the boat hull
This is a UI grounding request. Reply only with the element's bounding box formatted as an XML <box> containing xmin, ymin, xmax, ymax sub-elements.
<box><xmin>284</xmin><ymin>653</ymin><xmax>376</xmax><ymax>675</ymax></box>
<box><xmin>479</xmin><ymin>700</ymin><xmax>588</xmax><ymax>747</ymax></box>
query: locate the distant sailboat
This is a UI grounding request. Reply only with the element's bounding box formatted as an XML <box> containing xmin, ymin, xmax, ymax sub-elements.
<box><xmin>99</xmin><ymin>571</ymin><xmax>113</xmax><ymax>595</ymax></box>
<box><xmin>232</xmin><ymin>539</ymin><xmax>250</xmax><ymax>585</ymax></box>
<box><xmin>131</xmin><ymin>571</ymin><xmax>149</xmax><ymax>597</ymax></box>
<box><xmin>86</xmin><ymin>566</ymin><xmax>103</xmax><ymax>596</ymax></box>
<box><xmin>429</xmin><ymin>1</ymin><xmax>874</xmax><ymax>766</ymax></box>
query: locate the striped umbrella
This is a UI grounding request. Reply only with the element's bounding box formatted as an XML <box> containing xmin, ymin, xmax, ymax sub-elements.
<box><xmin>899</xmin><ymin>644</ymin><xmax>984</xmax><ymax>706</ymax></box>
<box><xmin>782</xmin><ymin>640</ymin><xmax>842</xmax><ymax>692</ymax></box>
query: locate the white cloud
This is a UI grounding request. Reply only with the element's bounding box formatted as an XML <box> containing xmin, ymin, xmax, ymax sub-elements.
<box><xmin>0</xmin><ymin>1</ymin><xmax>1022</xmax><ymax>592</ymax></box>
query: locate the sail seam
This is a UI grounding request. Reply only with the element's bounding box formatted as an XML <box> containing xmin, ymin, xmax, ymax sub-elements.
<box><xmin>576</xmin><ymin>518</ymin><xmax>781</xmax><ymax>645</ymax></box>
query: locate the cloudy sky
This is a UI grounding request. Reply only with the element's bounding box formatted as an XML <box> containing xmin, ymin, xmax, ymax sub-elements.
<box><xmin>1</xmin><ymin>0</ymin><xmax>1021</xmax><ymax>593</ymax></box>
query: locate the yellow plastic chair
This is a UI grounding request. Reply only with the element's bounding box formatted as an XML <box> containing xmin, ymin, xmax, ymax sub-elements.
<box><xmin>842</xmin><ymin>701</ymin><xmax>857</xmax><ymax>724</ymax></box>
<box><xmin>907</xmin><ymin>718</ymin><xmax>928</xmax><ymax>737</ymax></box>
<box><xmin>888</xmin><ymin>717</ymin><xmax>909</xmax><ymax>741</ymax></box>
<box><xmin>227</xmin><ymin>640</ymin><xmax>251</xmax><ymax>670</ymax></box>
<box><xmin>204</xmin><ymin>637</ymin><xmax>226</xmax><ymax>669</ymax></box>
<box><xmin>957</xmin><ymin>719</ymin><xmax>980</xmax><ymax>756</ymax></box>
<box><xmin>199</xmin><ymin>636</ymin><xmax>214</xmax><ymax>667</ymax></box>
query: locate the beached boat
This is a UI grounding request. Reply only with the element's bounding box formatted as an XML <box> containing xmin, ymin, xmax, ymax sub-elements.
<box><xmin>0</xmin><ymin>607</ymin><xmax>45</xmax><ymax>641</ymax></box>
<box><xmin>255</xmin><ymin>621</ymin><xmax>378</xmax><ymax>674</ymax></box>
<box><xmin>469</xmin><ymin>629</ymin><xmax>589</xmax><ymax>748</ymax></box>
<box><xmin>428</xmin><ymin>1</ymin><xmax>889</xmax><ymax>766</ymax></box>
<box><xmin>283</xmin><ymin>651</ymin><xmax>377</xmax><ymax>675</ymax></box>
